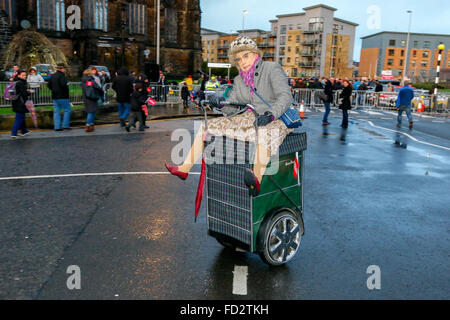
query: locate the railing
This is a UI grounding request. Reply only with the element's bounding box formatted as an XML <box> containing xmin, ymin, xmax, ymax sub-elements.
<box><xmin>0</xmin><ymin>82</ymin><xmax>181</xmax><ymax>108</ymax></box>
<box><xmin>258</xmin><ymin>42</ymin><xmax>275</xmax><ymax>48</ymax></box>
<box><xmin>291</xmin><ymin>88</ymin><xmax>450</xmax><ymax>115</ymax></box>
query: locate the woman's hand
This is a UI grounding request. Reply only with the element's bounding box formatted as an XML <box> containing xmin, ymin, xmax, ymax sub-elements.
<box><xmin>254</xmin><ymin>111</ymin><xmax>274</xmax><ymax>127</ymax></box>
<box><xmin>209</xmin><ymin>96</ymin><xmax>225</xmax><ymax>109</ymax></box>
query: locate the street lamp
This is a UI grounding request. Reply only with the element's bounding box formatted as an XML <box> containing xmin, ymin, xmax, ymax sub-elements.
<box><xmin>403</xmin><ymin>10</ymin><xmax>412</xmax><ymax>85</ymax></box>
<box><xmin>156</xmin><ymin>0</ymin><xmax>160</xmax><ymax>65</ymax></box>
<box><xmin>242</xmin><ymin>10</ymin><xmax>248</xmax><ymax>33</ymax></box>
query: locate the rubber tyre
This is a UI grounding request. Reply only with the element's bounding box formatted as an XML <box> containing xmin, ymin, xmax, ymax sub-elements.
<box><xmin>258</xmin><ymin>210</ymin><xmax>302</xmax><ymax>266</ymax></box>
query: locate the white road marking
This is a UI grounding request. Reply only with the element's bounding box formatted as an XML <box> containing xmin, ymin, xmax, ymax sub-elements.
<box><xmin>232</xmin><ymin>265</ymin><xmax>248</xmax><ymax>296</ymax></box>
<box><xmin>365</xmin><ymin>121</ymin><xmax>450</xmax><ymax>151</ymax></box>
<box><xmin>0</xmin><ymin>172</ymin><xmax>201</xmax><ymax>181</ymax></box>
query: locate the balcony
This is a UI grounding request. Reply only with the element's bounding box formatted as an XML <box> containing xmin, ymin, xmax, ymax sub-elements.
<box><xmin>258</xmin><ymin>42</ymin><xmax>275</xmax><ymax>48</ymax></box>
<box><xmin>300</xmin><ymin>51</ymin><xmax>321</xmax><ymax>57</ymax></box>
<box><xmin>263</xmin><ymin>52</ymin><xmax>275</xmax><ymax>58</ymax></box>
<box><xmin>217</xmin><ymin>44</ymin><xmax>229</xmax><ymax>49</ymax></box>
<box><xmin>302</xmin><ymin>28</ymin><xmax>323</xmax><ymax>34</ymax></box>
<box><xmin>299</xmin><ymin>62</ymin><xmax>320</xmax><ymax>68</ymax></box>
<box><xmin>217</xmin><ymin>54</ymin><xmax>229</xmax><ymax>59</ymax></box>
<box><xmin>301</xmin><ymin>40</ymin><xmax>321</xmax><ymax>46</ymax></box>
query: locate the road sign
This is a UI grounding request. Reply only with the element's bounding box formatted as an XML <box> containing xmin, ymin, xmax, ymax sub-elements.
<box><xmin>208</xmin><ymin>63</ymin><xmax>231</xmax><ymax>68</ymax></box>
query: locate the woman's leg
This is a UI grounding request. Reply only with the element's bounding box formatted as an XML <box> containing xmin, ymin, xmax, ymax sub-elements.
<box><xmin>177</xmin><ymin>127</ymin><xmax>205</xmax><ymax>173</ymax></box>
<box><xmin>253</xmin><ymin>141</ymin><xmax>271</xmax><ymax>183</ymax></box>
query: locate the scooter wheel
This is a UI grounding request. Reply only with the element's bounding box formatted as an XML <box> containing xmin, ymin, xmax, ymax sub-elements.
<box><xmin>258</xmin><ymin>210</ymin><xmax>302</xmax><ymax>266</ymax></box>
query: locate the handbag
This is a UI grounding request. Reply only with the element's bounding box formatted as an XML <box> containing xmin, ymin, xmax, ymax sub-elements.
<box><xmin>251</xmin><ymin>87</ymin><xmax>302</xmax><ymax>129</ymax></box>
<box><xmin>85</xmin><ymin>81</ymin><xmax>99</xmax><ymax>100</ymax></box>
<box><xmin>319</xmin><ymin>92</ymin><xmax>329</xmax><ymax>102</ymax></box>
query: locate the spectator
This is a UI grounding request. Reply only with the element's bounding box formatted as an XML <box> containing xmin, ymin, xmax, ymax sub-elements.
<box><xmin>338</xmin><ymin>80</ymin><xmax>353</xmax><ymax>129</ymax></box>
<box><xmin>375</xmin><ymin>80</ymin><xmax>383</xmax><ymax>92</ymax></box>
<box><xmin>157</xmin><ymin>73</ymin><xmax>169</xmax><ymax>102</ymax></box>
<box><xmin>27</xmin><ymin>67</ymin><xmax>45</xmax><ymax>102</ymax></box>
<box><xmin>199</xmin><ymin>73</ymin><xmax>208</xmax><ymax>101</ymax></box>
<box><xmin>185</xmin><ymin>75</ymin><xmax>193</xmax><ymax>91</ymax></box>
<box><xmin>125</xmin><ymin>82</ymin><xmax>148</xmax><ymax>132</ymax></box>
<box><xmin>396</xmin><ymin>81</ymin><xmax>415</xmax><ymax>129</ymax></box>
<box><xmin>99</xmin><ymin>69</ymin><xmax>110</xmax><ymax>103</ymax></box>
<box><xmin>112</xmin><ymin>67</ymin><xmax>134</xmax><ymax>127</ymax></box>
<box><xmin>81</xmin><ymin>68</ymin><xmax>103</xmax><ymax>133</ymax></box>
<box><xmin>9</xmin><ymin>65</ymin><xmax>20</xmax><ymax>82</ymax></box>
<box><xmin>322</xmin><ymin>78</ymin><xmax>334</xmax><ymax>126</ymax></box>
<box><xmin>358</xmin><ymin>80</ymin><xmax>368</xmax><ymax>105</ymax></box>
<box><xmin>136</xmin><ymin>74</ymin><xmax>150</xmax><ymax>129</ymax></box>
<box><xmin>353</xmin><ymin>78</ymin><xmax>361</xmax><ymax>91</ymax></box>
<box><xmin>11</xmin><ymin>70</ymin><xmax>33</xmax><ymax>138</ymax></box>
<box><xmin>205</xmin><ymin>76</ymin><xmax>220</xmax><ymax>90</ymax></box>
<box><xmin>181</xmin><ymin>81</ymin><xmax>190</xmax><ymax>108</ymax></box>
<box><xmin>129</xmin><ymin>70</ymin><xmax>137</xmax><ymax>83</ymax></box>
<box><xmin>48</xmin><ymin>63</ymin><xmax>71</xmax><ymax>131</ymax></box>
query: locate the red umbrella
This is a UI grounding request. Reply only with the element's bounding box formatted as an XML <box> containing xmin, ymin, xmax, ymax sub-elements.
<box><xmin>25</xmin><ymin>100</ymin><xmax>38</xmax><ymax>128</ymax></box>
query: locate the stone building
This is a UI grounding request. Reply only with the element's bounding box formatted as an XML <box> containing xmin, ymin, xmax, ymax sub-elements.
<box><xmin>0</xmin><ymin>0</ymin><xmax>202</xmax><ymax>79</ymax></box>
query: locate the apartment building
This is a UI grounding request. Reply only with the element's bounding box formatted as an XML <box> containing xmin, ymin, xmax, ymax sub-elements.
<box><xmin>360</xmin><ymin>31</ymin><xmax>450</xmax><ymax>82</ymax></box>
<box><xmin>270</xmin><ymin>4</ymin><xmax>357</xmax><ymax>78</ymax></box>
<box><xmin>201</xmin><ymin>28</ymin><xmax>225</xmax><ymax>62</ymax></box>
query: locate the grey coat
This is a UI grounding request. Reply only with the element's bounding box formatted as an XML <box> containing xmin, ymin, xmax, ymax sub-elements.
<box><xmin>224</xmin><ymin>60</ymin><xmax>292</xmax><ymax>120</ymax></box>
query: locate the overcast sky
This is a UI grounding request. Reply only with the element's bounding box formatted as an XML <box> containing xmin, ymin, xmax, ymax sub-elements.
<box><xmin>200</xmin><ymin>0</ymin><xmax>450</xmax><ymax>61</ymax></box>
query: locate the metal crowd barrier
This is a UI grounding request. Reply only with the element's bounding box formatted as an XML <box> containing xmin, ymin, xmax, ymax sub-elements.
<box><xmin>0</xmin><ymin>82</ymin><xmax>182</xmax><ymax>108</ymax></box>
<box><xmin>292</xmin><ymin>88</ymin><xmax>449</xmax><ymax>115</ymax></box>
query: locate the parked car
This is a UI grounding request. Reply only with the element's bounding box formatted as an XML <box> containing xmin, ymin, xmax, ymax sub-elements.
<box><xmin>32</xmin><ymin>64</ymin><xmax>56</xmax><ymax>81</ymax></box>
<box><xmin>88</xmin><ymin>65</ymin><xmax>110</xmax><ymax>79</ymax></box>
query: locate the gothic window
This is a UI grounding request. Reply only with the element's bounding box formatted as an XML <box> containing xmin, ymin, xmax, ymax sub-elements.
<box><xmin>127</xmin><ymin>2</ymin><xmax>147</xmax><ymax>35</ymax></box>
<box><xmin>163</xmin><ymin>0</ymin><xmax>178</xmax><ymax>45</ymax></box>
<box><xmin>84</xmin><ymin>0</ymin><xmax>108</xmax><ymax>32</ymax></box>
<box><xmin>36</xmin><ymin>0</ymin><xmax>66</xmax><ymax>31</ymax></box>
<box><xmin>0</xmin><ymin>0</ymin><xmax>15</xmax><ymax>25</ymax></box>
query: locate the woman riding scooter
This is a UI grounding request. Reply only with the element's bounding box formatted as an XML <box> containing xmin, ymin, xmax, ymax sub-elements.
<box><xmin>165</xmin><ymin>36</ymin><xmax>294</xmax><ymax>195</ymax></box>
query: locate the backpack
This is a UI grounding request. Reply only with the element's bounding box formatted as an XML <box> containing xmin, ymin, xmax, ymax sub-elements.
<box><xmin>3</xmin><ymin>81</ymin><xmax>19</xmax><ymax>101</ymax></box>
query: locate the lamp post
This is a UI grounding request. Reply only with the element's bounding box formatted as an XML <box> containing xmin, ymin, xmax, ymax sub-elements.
<box><xmin>403</xmin><ymin>10</ymin><xmax>412</xmax><ymax>85</ymax></box>
<box><xmin>156</xmin><ymin>0</ymin><xmax>160</xmax><ymax>65</ymax></box>
<box><xmin>242</xmin><ymin>10</ymin><xmax>248</xmax><ymax>33</ymax></box>
<box><xmin>432</xmin><ymin>44</ymin><xmax>446</xmax><ymax>111</ymax></box>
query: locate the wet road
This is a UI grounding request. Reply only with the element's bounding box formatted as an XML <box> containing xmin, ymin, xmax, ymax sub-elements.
<box><xmin>0</xmin><ymin>108</ymin><xmax>449</xmax><ymax>300</ymax></box>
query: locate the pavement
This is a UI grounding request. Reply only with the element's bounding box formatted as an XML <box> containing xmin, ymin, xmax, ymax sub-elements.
<box><xmin>0</xmin><ymin>107</ymin><xmax>449</xmax><ymax>300</ymax></box>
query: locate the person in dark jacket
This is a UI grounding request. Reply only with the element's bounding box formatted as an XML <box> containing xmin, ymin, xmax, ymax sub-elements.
<box><xmin>338</xmin><ymin>80</ymin><xmax>353</xmax><ymax>128</ymax></box>
<box><xmin>48</xmin><ymin>64</ymin><xmax>71</xmax><ymax>131</ymax></box>
<box><xmin>112</xmin><ymin>67</ymin><xmax>134</xmax><ymax>127</ymax></box>
<box><xmin>199</xmin><ymin>73</ymin><xmax>208</xmax><ymax>102</ymax></box>
<box><xmin>136</xmin><ymin>73</ymin><xmax>150</xmax><ymax>129</ymax></box>
<box><xmin>374</xmin><ymin>81</ymin><xmax>383</xmax><ymax>92</ymax></box>
<box><xmin>125</xmin><ymin>83</ymin><xmax>148</xmax><ymax>132</ymax></box>
<box><xmin>11</xmin><ymin>70</ymin><xmax>33</xmax><ymax>138</ymax></box>
<box><xmin>322</xmin><ymin>78</ymin><xmax>334</xmax><ymax>126</ymax></box>
<box><xmin>157</xmin><ymin>74</ymin><xmax>169</xmax><ymax>102</ymax></box>
<box><xmin>81</xmin><ymin>68</ymin><xmax>104</xmax><ymax>133</ymax></box>
<box><xmin>181</xmin><ymin>81</ymin><xmax>190</xmax><ymax>108</ymax></box>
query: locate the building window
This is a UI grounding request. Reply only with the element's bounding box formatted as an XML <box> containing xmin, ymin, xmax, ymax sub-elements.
<box><xmin>127</xmin><ymin>2</ymin><xmax>147</xmax><ymax>35</ymax></box>
<box><xmin>422</xmin><ymin>51</ymin><xmax>429</xmax><ymax>58</ymax></box>
<box><xmin>388</xmin><ymin>49</ymin><xmax>395</xmax><ymax>56</ymax></box>
<box><xmin>401</xmin><ymin>50</ymin><xmax>405</xmax><ymax>57</ymax></box>
<box><xmin>387</xmin><ymin>59</ymin><xmax>394</xmax><ymax>66</ymax></box>
<box><xmin>280</xmin><ymin>36</ymin><xmax>286</xmax><ymax>45</ymax></box>
<box><xmin>211</xmin><ymin>40</ymin><xmax>214</xmax><ymax>45</ymax></box>
<box><xmin>296</xmin><ymin>35</ymin><xmax>300</xmax><ymax>43</ymax></box>
<box><xmin>289</xmin><ymin>24</ymin><xmax>293</xmax><ymax>30</ymax></box>
<box><xmin>36</xmin><ymin>0</ymin><xmax>66</xmax><ymax>31</ymax></box>
<box><xmin>411</xmin><ymin>60</ymin><xmax>416</xmax><ymax>67</ymax></box>
<box><xmin>421</xmin><ymin>60</ymin><xmax>428</xmax><ymax>67</ymax></box>
<box><xmin>84</xmin><ymin>0</ymin><xmax>108</xmax><ymax>31</ymax></box>
<box><xmin>389</xmin><ymin>40</ymin><xmax>396</xmax><ymax>46</ymax></box>
<box><xmin>287</xmin><ymin>46</ymin><xmax>291</xmax><ymax>52</ymax></box>
<box><xmin>413</xmin><ymin>40</ymin><xmax>419</xmax><ymax>48</ymax></box>
<box><xmin>400</xmin><ymin>59</ymin><xmax>404</xmax><ymax>66</ymax></box>
<box><xmin>297</xmin><ymin>24</ymin><xmax>302</xmax><ymax>29</ymax></box>
<box><xmin>412</xmin><ymin>50</ymin><xmax>417</xmax><ymax>57</ymax></box>
<box><xmin>280</xmin><ymin>25</ymin><xmax>286</xmax><ymax>34</ymax></box>
<box><xmin>424</xmin><ymin>41</ymin><xmax>431</xmax><ymax>48</ymax></box>
<box><xmin>287</xmin><ymin>57</ymin><xmax>291</xmax><ymax>63</ymax></box>
<box><xmin>401</xmin><ymin>40</ymin><xmax>406</xmax><ymax>47</ymax></box>
<box><xmin>0</xmin><ymin>0</ymin><xmax>15</xmax><ymax>24</ymax></box>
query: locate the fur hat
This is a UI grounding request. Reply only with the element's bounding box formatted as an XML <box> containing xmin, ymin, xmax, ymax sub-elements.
<box><xmin>228</xmin><ymin>36</ymin><xmax>262</xmax><ymax>65</ymax></box>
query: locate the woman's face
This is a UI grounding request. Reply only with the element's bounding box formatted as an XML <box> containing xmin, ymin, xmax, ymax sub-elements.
<box><xmin>235</xmin><ymin>51</ymin><xmax>258</xmax><ymax>72</ymax></box>
<box><xmin>343</xmin><ymin>81</ymin><xmax>349</xmax><ymax>87</ymax></box>
<box><xmin>18</xmin><ymin>72</ymin><xmax>27</xmax><ymax>80</ymax></box>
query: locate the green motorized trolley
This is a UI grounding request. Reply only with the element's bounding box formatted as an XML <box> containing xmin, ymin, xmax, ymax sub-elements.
<box><xmin>202</xmin><ymin>111</ymin><xmax>307</xmax><ymax>266</ymax></box>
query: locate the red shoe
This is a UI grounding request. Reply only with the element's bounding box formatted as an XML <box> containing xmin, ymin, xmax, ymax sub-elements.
<box><xmin>165</xmin><ymin>162</ymin><xmax>188</xmax><ymax>181</ymax></box>
<box><xmin>409</xmin><ymin>122</ymin><xmax>413</xmax><ymax>130</ymax></box>
<box><xmin>244</xmin><ymin>168</ymin><xmax>261</xmax><ymax>196</ymax></box>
